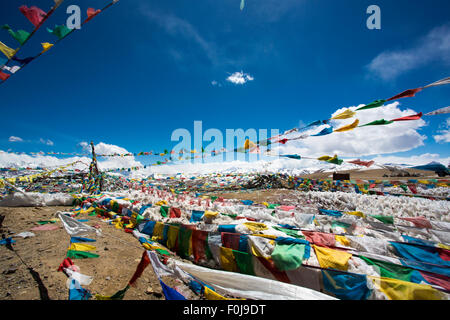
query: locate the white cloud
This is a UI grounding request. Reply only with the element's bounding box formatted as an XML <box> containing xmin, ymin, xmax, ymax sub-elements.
<box><xmin>0</xmin><ymin>142</ymin><xmax>143</xmax><ymax>170</ymax></box>
<box><xmin>39</xmin><ymin>138</ymin><xmax>54</xmax><ymax>146</ymax></box>
<box><xmin>211</xmin><ymin>80</ymin><xmax>222</xmax><ymax>87</ymax></box>
<box><xmin>367</xmin><ymin>24</ymin><xmax>450</xmax><ymax>80</ymax></box>
<box><xmin>9</xmin><ymin>136</ymin><xmax>23</xmax><ymax>142</ymax></box>
<box><xmin>433</xmin><ymin>118</ymin><xmax>450</xmax><ymax>143</ymax></box>
<box><xmin>0</xmin><ymin>151</ymin><xmax>91</xmax><ymax>170</ymax></box>
<box><xmin>274</xmin><ymin>102</ymin><xmax>427</xmax><ymax>157</ymax></box>
<box><xmin>77</xmin><ymin>142</ymin><xmax>143</xmax><ymax>170</ymax></box>
<box><xmin>226</xmin><ymin>71</ymin><xmax>254</xmax><ymax>85</ymax></box>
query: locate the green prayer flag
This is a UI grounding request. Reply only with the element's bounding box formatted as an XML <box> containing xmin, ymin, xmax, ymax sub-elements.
<box><xmin>205</xmin><ymin>235</ymin><xmax>213</xmax><ymax>261</ymax></box>
<box><xmin>359</xmin><ymin>119</ymin><xmax>394</xmax><ymax>127</ymax></box>
<box><xmin>272</xmin><ymin>226</ymin><xmax>305</xmax><ymax>239</ymax></box>
<box><xmin>233</xmin><ymin>250</ymin><xmax>255</xmax><ymax>275</ymax></box>
<box><xmin>160</xmin><ymin>206</ymin><xmax>169</xmax><ymax>217</ymax></box>
<box><xmin>271</xmin><ymin>243</ymin><xmax>306</xmax><ymax>271</ymax></box>
<box><xmin>96</xmin><ymin>285</ymin><xmax>129</xmax><ymax>300</ymax></box>
<box><xmin>356</xmin><ymin>99</ymin><xmax>386</xmax><ymax>111</ymax></box>
<box><xmin>177</xmin><ymin>227</ymin><xmax>192</xmax><ymax>258</ymax></box>
<box><xmin>359</xmin><ymin>256</ymin><xmax>415</xmax><ymax>282</ymax></box>
<box><xmin>210</xmin><ymin>196</ymin><xmax>218</xmax><ymax>202</ymax></box>
<box><xmin>37</xmin><ymin>220</ymin><xmax>55</xmax><ymax>225</ymax></box>
<box><xmin>67</xmin><ymin>250</ymin><xmax>100</xmax><ymax>259</ymax></box>
<box><xmin>156</xmin><ymin>248</ymin><xmax>170</xmax><ymax>256</ymax></box>
<box><xmin>1</xmin><ymin>25</ymin><xmax>30</xmax><ymax>45</ymax></box>
<box><xmin>370</xmin><ymin>214</ymin><xmax>394</xmax><ymax>224</ymax></box>
<box><xmin>327</xmin><ymin>157</ymin><xmax>344</xmax><ymax>165</ymax></box>
<box><xmin>332</xmin><ymin>221</ymin><xmax>351</xmax><ymax>229</ymax></box>
<box><xmin>47</xmin><ymin>25</ymin><xmax>72</xmax><ymax>40</ymax></box>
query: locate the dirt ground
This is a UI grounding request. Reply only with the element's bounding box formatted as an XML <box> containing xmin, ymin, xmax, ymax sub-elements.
<box><xmin>0</xmin><ymin>205</ymin><xmax>183</xmax><ymax>300</ymax></box>
<box><xmin>299</xmin><ymin>168</ymin><xmax>439</xmax><ymax>180</ymax></box>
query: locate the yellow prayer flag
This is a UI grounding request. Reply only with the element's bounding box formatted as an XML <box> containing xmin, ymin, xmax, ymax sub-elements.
<box><xmin>313</xmin><ymin>245</ymin><xmax>352</xmax><ymax>271</ymax></box>
<box><xmin>335</xmin><ymin>235</ymin><xmax>350</xmax><ymax>246</ymax></box>
<box><xmin>41</xmin><ymin>42</ymin><xmax>53</xmax><ymax>53</ymax></box>
<box><xmin>243</xmin><ymin>222</ymin><xmax>268</xmax><ymax>232</ymax></box>
<box><xmin>345</xmin><ymin>211</ymin><xmax>365</xmax><ymax>218</ymax></box>
<box><xmin>69</xmin><ymin>243</ymin><xmax>96</xmax><ymax>251</ymax></box>
<box><xmin>204</xmin><ymin>286</ymin><xmax>243</xmax><ymax>300</ymax></box>
<box><xmin>204</xmin><ymin>210</ymin><xmax>219</xmax><ymax>218</ymax></box>
<box><xmin>219</xmin><ymin>246</ymin><xmax>238</xmax><ymax>272</ymax></box>
<box><xmin>151</xmin><ymin>222</ymin><xmax>165</xmax><ymax>241</ymax></box>
<box><xmin>317</xmin><ymin>155</ymin><xmax>333</xmax><ymax>161</ymax></box>
<box><xmin>369</xmin><ymin>276</ymin><xmax>446</xmax><ymax>300</ymax></box>
<box><xmin>166</xmin><ymin>225</ymin><xmax>179</xmax><ymax>250</ymax></box>
<box><xmin>334</xmin><ymin>119</ymin><xmax>359</xmax><ymax>132</ymax></box>
<box><xmin>0</xmin><ymin>41</ymin><xmax>17</xmax><ymax>59</ymax></box>
<box><xmin>331</xmin><ymin>109</ymin><xmax>356</xmax><ymax>120</ymax></box>
<box><xmin>244</xmin><ymin>139</ymin><xmax>256</xmax><ymax>150</ymax></box>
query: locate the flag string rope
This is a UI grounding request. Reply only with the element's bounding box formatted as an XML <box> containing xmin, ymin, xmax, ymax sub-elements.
<box><xmin>0</xmin><ymin>0</ymin><xmax>120</xmax><ymax>86</ymax></box>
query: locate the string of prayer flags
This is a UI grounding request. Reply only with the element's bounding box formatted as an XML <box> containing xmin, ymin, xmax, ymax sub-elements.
<box><xmin>425</xmin><ymin>106</ymin><xmax>450</xmax><ymax>116</ymax></box>
<box><xmin>334</xmin><ymin>119</ymin><xmax>359</xmax><ymax>132</ymax></box>
<box><xmin>19</xmin><ymin>5</ymin><xmax>47</xmax><ymax>27</ymax></box>
<box><xmin>1</xmin><ymin>25</ymin><xmax>30</xmax><ymax>45</ymax></box>
<box><xmin>331</xmin><ymin>109</ymin><xmax>356</xmax><ymax>120</ymax></box>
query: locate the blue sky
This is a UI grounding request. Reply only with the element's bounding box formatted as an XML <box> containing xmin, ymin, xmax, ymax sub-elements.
<box><xmin>0</xmin><ymin>0</ymin><xmax>449</xmax><ymax>166</ymax></box>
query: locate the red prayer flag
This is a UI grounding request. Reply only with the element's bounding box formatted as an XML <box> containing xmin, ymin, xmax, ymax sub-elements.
<box><xmin>408</xmin><ymin>185</ymin><xmax>418</xmax><ymax>194</ymax></box>
<box><xmin>277</xmin><ymin>138</ymin><xmax>288</xmax><ymax>144</ymax></box>
<box><xmin>420</xmin><ymin>271</ymin><xmax>450</xmax><ymax>291</ymax></box>
<box><xmin>0</xmin><ymin>71</ymin><xmax>11</xmax><ymax>81</ymax></box>
<box><xmin>86</xmin><ymin>8</ymin><xmax>101</xmax><ymax>23</ymax></box>
<box><xmin>386</xmin><ymin>88</ymin><xmax>423</xmax><ymax>101</ymax></box>
<box><xmin>391</xmin><ymin>112</ymin><xmax>423</xmax><ymax>121</ymax></box>
<box><xmin>128</xmin><ymin>251</ymin><xmax>150</xmax><ymax>287</ymax></box>
<box><xmin>169</xmin><ymin>207</ymin><xmax>181</xmax><ymax>218</ymax></box>
<box><xmin>191</xmin><ymin>230</ymin><xmax>208</xmax><ymax>263</ymax></box>
<box><xmin>221</xmin><ymin>232</ymin><xmax>241</xmax><ymax>251</ymax></box>
<box><xmin>399</xmin><ymin>216</ymin><xmax>432</xmax><ymax>229</ymax></box>
<box><xmin>19</xmin><ymin>5</ymin><xmax>47</xmax><ymax>27</ymax></box>
<box><xmin>348</xmin><ymin>159</ymin><xmax>375</xmax><ymax>167</ymax></box>
<box><xmin>57</xmin><ymin>258</ymin><xmax>75</xmax><ymax>272</ymax></box>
